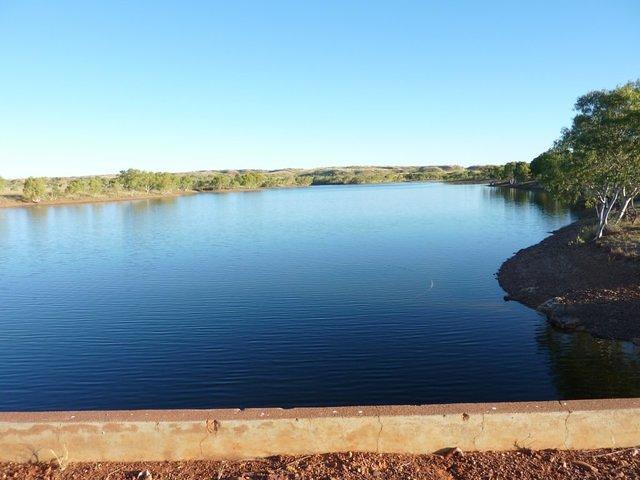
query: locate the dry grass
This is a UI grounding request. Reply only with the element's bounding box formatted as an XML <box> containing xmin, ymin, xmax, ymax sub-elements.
<box><xmin>599</xmin><ymin>220</ymin><xmax>640</xmax><ymax>259</ymax></box>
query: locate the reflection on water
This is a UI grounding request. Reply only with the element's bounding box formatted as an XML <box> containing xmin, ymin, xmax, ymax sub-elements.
<box><xmin>485</xmin><ymin>186</ymin><xmax>572</xmax><ymax>217</ymax></box>
<box><xmin>538</xmin><ymin>326</ymin><xmax>640</xmax><ymax>399</ymax></box>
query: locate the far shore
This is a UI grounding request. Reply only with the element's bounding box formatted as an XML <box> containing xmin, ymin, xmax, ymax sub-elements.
<box><xmin>0</xmin><ymin>190</ymin><xmax>197</xmax><ymax>209</ymax></box>
<box><xmin>487</xmin><ymin>180</ymin><xmax>543</xmax><ymax>191</ymax></box>
<box><xmin>498</xmin><ymin>220</ymin><xmax>640</xmax><ymax>342</ymax></box>
<box><xmin>0</xmin><ymin>165</ymin><xmax>511</xmax><ymax>210</ymax></box>
<box><xmin>0</xmin><ymin>185</ymin><xmax>319</xmax><ymax>210</ymax></box>
<box><xmin>0</xmin><ymin>179</ymin><xmax>496</xmax><ymax>210</ymax></box>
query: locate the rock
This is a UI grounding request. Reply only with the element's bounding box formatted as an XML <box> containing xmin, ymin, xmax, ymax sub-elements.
<box><xmin>444</xmin><ymin>447</ymin><xmax>464</xmax><ymax>459</ymax></box>
<box><xmin>537</xmin><ymin>297</ymin><xmax>566</xmax><ymax>315</ymax></box>
<box><xmin>549</xmin><ymin>315</ymin><xmax>581</xmax><ymax>330</ymax></box>
<box><xmin>537</xmin><ymin>298</ymin><xmax>581</xmax><ymax>331</ymax></box>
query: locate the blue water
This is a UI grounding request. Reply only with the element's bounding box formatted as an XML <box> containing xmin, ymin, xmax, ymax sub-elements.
<box><xmin>1</xmin><ymin>183</ymin><xmax>639</xmax><ymax>411</ymax></box>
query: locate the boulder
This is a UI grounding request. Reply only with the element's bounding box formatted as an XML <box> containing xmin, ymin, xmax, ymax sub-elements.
<box><xmin>537</xmin><ymin>297</ymin><xmax>582</xmax><ymax>331</ymax></box>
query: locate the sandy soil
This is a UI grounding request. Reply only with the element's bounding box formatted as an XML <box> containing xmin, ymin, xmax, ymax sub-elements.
<box><xmin>2</xmin><ymin>448</ymin><xmax>640</xmax><ymax>479</ymax></box>
<box><xmin>498</xmin><ymin>221</ymin><xmax>640</xmax><ymax>341</ymax></box>
<box><xmin>0</xmin><ymin>191</ymin><xmax>196</xmax><ymax>209</ymax></box>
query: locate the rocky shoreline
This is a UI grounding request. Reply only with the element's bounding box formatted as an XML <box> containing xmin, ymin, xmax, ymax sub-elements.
<box><xmin>498</xmin><ymin>221</ymin><xmax>640</xmax><ymax>342</ymax></box>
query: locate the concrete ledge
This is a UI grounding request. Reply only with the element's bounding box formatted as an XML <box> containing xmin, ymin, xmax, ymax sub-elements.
<box><xmin>2</xmin><ymin>399</ymin><xmax>640</xmax><ymax>462</ymax></box>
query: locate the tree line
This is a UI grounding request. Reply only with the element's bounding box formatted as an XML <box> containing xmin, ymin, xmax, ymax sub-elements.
<box><xmin>2</xmin><ymin>166</ymin><xmax>507</xmax><ymax>203</ymax></box>
<box><xmin>528</xmin><ymin>80</ymin><xmax>640</xmax><ymax>238</ymax></box>
<box><xmin>8</xmin><ymin>169</ymin><xmax>314</xmax><ymax>203</ymax></box>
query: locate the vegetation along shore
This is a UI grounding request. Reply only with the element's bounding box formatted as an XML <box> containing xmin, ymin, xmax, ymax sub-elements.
<box><xmin>499</xmin><ymin>81</ymin><xmax>640</xmax><ymax>341</ymax></box>
<box><xmin>0</xmin><ymin>164</ymin><xmax>525</xmax><ymax>209</ymax></box>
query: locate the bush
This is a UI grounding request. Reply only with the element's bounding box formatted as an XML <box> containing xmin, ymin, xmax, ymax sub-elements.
<box><xmin>23</xmin><ymin>177</ymin><xmax>47</xmax><ymax>202</ymax></box>
<box><xmin>66</xmin><ymin>178</ymin><xmax>87</xmax><ymax>195</ymax></box>
<box><xmin>87</xmin><ymin>177</ymin><xmax>104</xmax><ymax>194</ymax></box>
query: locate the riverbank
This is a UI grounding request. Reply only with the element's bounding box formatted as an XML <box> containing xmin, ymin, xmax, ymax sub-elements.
<box><xmin>489</xmin><ymin>180</ymin><xmax>543</xmax><ymax>191</ymax></box>
<box><xmin>3</xmin><ymin>448</ymin><xmax>639</xmax><ymax>480</ymax></box>
<box><xmin>0</xmin><ymin>191</ymin><xmax>199</xmax><ymax>209</ymax></box>
<box><xmin>0</xmin><ymin>187</ymin><xmax>312</xmax><ymax>209</ymax></box>
<box><xmin>0</xmin><ymin>179</ymin><xmax>494</xmax><ymax>210</ymax></box>
<box><xmin>0</xmin><ymin>165</ymin><xmax>499</xmax><ymax>209</ymax></box>
<box><xmin>498</xmin><ymin>220</ymin><xmax>640</xmax><ymax>341</ymax></box>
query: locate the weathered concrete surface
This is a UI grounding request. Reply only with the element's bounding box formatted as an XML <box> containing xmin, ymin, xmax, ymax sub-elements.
<box><xmin>1</xmin><ymin>399</ymin><xmax>640</xmax><ymax>462</ymax></box>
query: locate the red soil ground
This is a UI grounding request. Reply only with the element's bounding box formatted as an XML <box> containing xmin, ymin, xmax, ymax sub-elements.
<box><xmin>2</xmin><ymin>448</ymin><xmax>640</xmax><ymax>479</ymax></box>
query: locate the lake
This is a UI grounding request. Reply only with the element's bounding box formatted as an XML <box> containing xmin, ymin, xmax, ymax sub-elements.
<box><xmin>2</xmin><ymin>182</ymin><xmax>640</xmax><ymax>411</ymax></box>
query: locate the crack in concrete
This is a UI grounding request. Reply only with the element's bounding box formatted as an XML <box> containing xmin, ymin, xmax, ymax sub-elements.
<box><xmin>375</xmin><ymin>416</ymin><xmax>383</xmax><ymax>453</ymax></box>
<box><xmin>473</xmin><ymin>414</ymin><xmax>485</xmax><ymax>450</ymax></box>
<box><xmin>199</xmin><ymin>418</ymin><xmax>218</xmax><ymax>456</ymax></box>
<box><xmin>556</xmin><ymin>401</ymin><xmax>572</xmax><ymax>449</ymax></box>
<box><xmin>562</xmin><ymin>409</ymin><xmax>571</xmax><ymax>449</ymax></box>
<box><xmin>610</xmin><ymin>425</ymin><xmax>617</xmax><ymax>448</ymax></box>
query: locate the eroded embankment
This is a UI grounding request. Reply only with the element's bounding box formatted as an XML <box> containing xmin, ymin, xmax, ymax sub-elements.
<box><xmin>498</xmin><ymin>221</ymin><xmax>640</xmax><ymax>341</ymax></box>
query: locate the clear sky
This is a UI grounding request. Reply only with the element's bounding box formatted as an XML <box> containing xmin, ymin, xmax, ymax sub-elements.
<box><xmin>0</xmin><ymin>1</ymin><xmax>638</xmax><ymax>178</ymax></box>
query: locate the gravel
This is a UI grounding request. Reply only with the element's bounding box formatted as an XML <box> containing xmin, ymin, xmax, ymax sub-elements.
<box><xmin>3</xmin><ymin>448</ymin><xmax>640</xmax><ymax>479</ymax></box>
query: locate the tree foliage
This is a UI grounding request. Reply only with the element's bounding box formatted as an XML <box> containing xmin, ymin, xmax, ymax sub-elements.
<box><xmin>534</xmin><ymin>81</ymin><xmax>640</xmax><ymax>238</ymax></box>
<box><xmin>5</xmin><ymin>164</ymin><xmax>531</xmax><ymax>204</ymax></box>
<box><xmin>530</xmin><ymin>150</ymin><xmax>562</xmax><ymax>185</ymax></box>
<box><xmin>23</xmin><ymin>177</ymin><xmax>47</xmax><ymax>202</ymax></box>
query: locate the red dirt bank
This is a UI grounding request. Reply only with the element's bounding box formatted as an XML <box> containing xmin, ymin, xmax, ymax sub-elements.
<box><xmin>498</xmin><ymin>221</ymin><xmax>640</xmax><ymax>341</ymax></box>
<box><xmin>3</xmin><ymin>449</ymin><xmax>640</xmax><ymax>479</ymax></box>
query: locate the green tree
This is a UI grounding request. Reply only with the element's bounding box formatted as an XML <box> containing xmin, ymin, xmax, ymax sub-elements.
<box><xmin>197</xmin><ymin>174</ymin><xmax>232</xmax><ymax>190</ymax></box>
<box><xmin>530</xmin><ymin>150</ymin><xmax>562</xmax><ymax>184</ymax></box>
<box><xmin>237</xmin><ymin>171</ymin><xmax>265</xmax><ymax>188</ymax></box>
<box><xmin>502</xmin><ymin>162</ymin><xmax>516</xmax><ymax>184</ymax></box>
<box><xmin>152</xmin><ymin>172</ymin><xmax>178</xmax><ymax>192</ymax></box>
<box><xmin>514</xmin><ymin>161</ymin><xmax>530</xmax><ymax>183</ymax></box>
<box><xmin>87</xmin><ymin>177</ymin><xmax>104</xmax><ymax>195</ymax></box>
<box><xmin>295</xmin><ymin>175</ymin><xmax>313</xmax><ymax>186</ymax></box>
<box><xmin>109</xmin><ymin>177</ymin><xmax>125</xmax><ymax>193</ymax></box>
<box><xmin>0</xmin><ymin>176</ymin><xmax>6</xmax><ymax>192</ymax></box>
<box><xmin>549</xmin><ymin>81</ymin><xmax>640</xmax><ymax>238</ymax></box>
<box><xmin>118</xmin><ymin>169</ymin><xmax>155</xmax><ymax>193</ymax></box>
<box><xmin>66</xmin><ymin>178</ymin><xmax>87</xmax><ymax>195</ymax></box>
<box><xmin>23</xmin><ymin>177</ymin><xmax>47</xmax><ymax>202</ymax></box>
<box><xmin>178</xmin><ymin>175</ymin><xmax>196</xmax><ymax>191</ymax></box>
<box><xmin>481</xmin><ymin>165</ymin><xmax>505</xmax><ymax>180</ymax></box>
<box><xmin>118</xmin><ymin>169</ymin><xmax>142</xmax><ymax>190</ymax></box>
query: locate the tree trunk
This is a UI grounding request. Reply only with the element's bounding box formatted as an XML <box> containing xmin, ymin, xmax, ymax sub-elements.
<box><xmin>616</xmin><ymin>195</ymin><xmax>635</xmax><ymax>223</ymax></box>
<box><xmin>595</xmin><ymin>191</ymin><xmax>620</xmax><ymax>239</ymax></box>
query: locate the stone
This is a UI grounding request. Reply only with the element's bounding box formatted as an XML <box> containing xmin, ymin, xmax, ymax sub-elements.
<box><xmin>550</xmin><ymin>315</ymin><xmax>581</xmax><ymax>330</ymax></box>
<box><xmin>537</xmin><ymin>298</ymin><xmax>581</xmax><ymax>331</ymax></box>
<box><xmin>537</xmin><ymin>297</ymin><xmax>566</xmax><ymax>315</ymax></box>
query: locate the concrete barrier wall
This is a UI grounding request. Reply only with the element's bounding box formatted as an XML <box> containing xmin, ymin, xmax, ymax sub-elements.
<box><xmin>1</xmin><ymin>399</ymin><xmax>640</xmax><ymax>462</ymax></box>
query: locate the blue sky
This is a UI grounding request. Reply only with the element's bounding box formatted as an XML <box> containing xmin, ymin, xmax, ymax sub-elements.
<box><xmin>0</xmin><ymin>1</ymin><xmax>638</xmax><ymax>178</ymax></box>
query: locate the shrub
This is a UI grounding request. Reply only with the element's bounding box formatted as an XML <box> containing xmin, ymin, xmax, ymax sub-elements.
<box><xmin>23</xmin><ymin>177</ymin><xmax>47</xmax><ymax>202</ymax></box>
